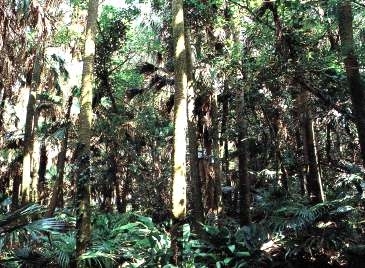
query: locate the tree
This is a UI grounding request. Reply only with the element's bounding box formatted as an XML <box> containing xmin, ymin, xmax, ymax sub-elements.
<box><xmin>338</xmin><ymin>1</ymin><xmax>365</xmax><ymax>167</ymax></box>
<box><xmin>185</xmin><ymin>26</ymin><xmax>205</xmax><ymax>234</ymax></box>
<box><xmin>236</xmin><ymin>89</ymin><xmax>251</xmax><ymax>226</ymax></box>
<box><xmin>171</xmin><ymin>0</ymin><xmax>188</xmax><ymax>264</ymax></box>
<box><xmin>48</xmin><ymin>95</ymin><xmax>73</xmax><ymax>216</ymax></box>
<box><xmin>75</xmin><ymin>0</ymin><xmax>98</xmax><ymax>264</ymax></box>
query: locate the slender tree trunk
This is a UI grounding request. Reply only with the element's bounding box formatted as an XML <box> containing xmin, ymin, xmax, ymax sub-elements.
<box><xmin>236</xmin><ymin>89</ymin><xmax>251</xmax><ymax>226</ymax></box>
<box><xmin>76</xmin><ymin>0</ymin><xmax>98</xmax><ymax>265</ymax></box>
<box><xmin>211</xmin><ymin>92</ymin><xmax>222</xmax><ymax>212</ymax></box>
<box><xmin>112</xmin><ymin>153</ymin><xmax>123</xmax><ymax>213</ymax></box>
<box><xmin>11</xmin><ymin>160</ymin><xmax>22</xmax><ymax>210</ymax></box>
<box><xmin>338</xmin><ymin>1</ymin><xmax>365</xmax><ymax>166</ymax></box>
<box><xmin>171</xmin><ymin>0</ymin><xmax>188</xmax><ymax>264</ymax></box>
<box><xmin>37</xmin><ymin>137</ymin><xmax>47</xmax><ymax>204</ymax></box>
<box><xmin>121</xmin><ymin>171</ymin><xmax>131</xmax><ymax>213</ymax></box>
<box><xmin>21</xmin><ymin>48</ymin><xmax>44</xmax><ymax>204</ymax></box>
<box><xmin>298</xmin><ymin>90</ymin><xmax>324</xmax><ymax>203</ymax></box>
<box><xmin>185</xmin><ymin>27</ymin><xmax>204</xmax><ymax>233</ymax></box>
<box><xmin>48</xmin><ymin>96</ymin><xmax>73</xmax><ymax>216</ymax></box>
<box><xmin>272</xmin><ymin>111</ymin><xmax>288</xmax><ymax>190</ymax></box>
<box><xmin>21</xmin><ymin>81</ymin><xmax>36</xmax><ymax>204</ymax></box>
<box><xmin>326</xmin><ymin>123</ymin><xmax>332</xmax><ymax>163</ymax></box>
<box><xmin>221</xmin><ymin>84</ymin><xmax>230</xmax><ymax>185</ymax></box>
<box><xmin>295</xmin><ymin>128</ymin><xmax>307</xmax><ymax>196</ymax></box>
<box><xmin>0</xmin><ymin>88</ymin><xmax>7</xmax><ymax>138</ymax></box>
<box><xmin>31</xmin><ymin>111</ymin><xmax>40</xmax><ymax>201</ymax></box>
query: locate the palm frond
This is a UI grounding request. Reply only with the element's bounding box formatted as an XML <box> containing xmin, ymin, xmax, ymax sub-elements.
<box><xmin>0</xmin><ymin>203</ymin><xmax>42</xmax><ymax>229</ymax></box>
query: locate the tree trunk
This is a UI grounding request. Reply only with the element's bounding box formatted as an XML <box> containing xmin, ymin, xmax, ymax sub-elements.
<box><xmin>236</xmin><ymin>89</ymin><xmax>251</xmax><ymax>226</ymax></box>
<box><xmin>11</xmin><ymin>160</ymin><xmax>22</xmax><ymax>210</ymax></box>
<box><xmin>48</xmin><ymin>95</ymin><xmax>73</xmax><ymax>216</ymax></box>
<box><xmin>338</xmin><ymin>1</ymin><xmax>365</xmax><ymax>166</ymax></box>
<box><xmin>171</xmin><ymin>0</ymin><xmax>188</xmax><ymax>264</ymax></box>
<box><xmin>76</xmin><ymin>0</ymin><xmax>98</xmax><ymax>265</ymax></box>
<box><xmin>326</xmin><ymin>123</ymin><xmax>332</xmax><ymax>163</ymax></box>
<box><xmin>185</xmin><ymin>27</ymin><xmax>204</xmax><ymax>234</ymax></box>
<box><xmin>295</xmin><ymin>128</ymin><xmax>307</xmax><ymax>196</ymax></box>
<box><xmin>112</xmin><ymin>153</ymin><xmax>123</xmax><ymax>213</ymax></box>
<box><xmin>0</xmin><ymin>88</ymin><xmax>8</xmax><ymax>140</ymax></box>
<box><xmin>21</xmin><ymin>82</ymin><xmax>36</xmax><ymax>204</ymax></box>
<box><xmin>298</xmin><ymin>90</ymin><xmax>324</xmax><ymax>203</ymax></box>
<box><xmin>211</xmin><ymin>92</ymin><xmax>222</xmax><ymax>212</ymax></box>
<box><xmin>221</xmin><ymin>83</ymin><xmax>230</xmax><ymax>185</ymax></box>
<box><xmin>21</xmin><ymin>48</ymin><xmax>44</xmax><ymax>204</ymax></box>
<box><xmin>37</xmin><ymin>138</ymin><xmax>47</xmax><ymax>204</ymax></box>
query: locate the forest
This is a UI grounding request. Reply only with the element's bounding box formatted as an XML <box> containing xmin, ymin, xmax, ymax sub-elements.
<box><xmin>1</xmin><ymin>0</ymin><xmax>365</xmax><ymax>267</ymax></box>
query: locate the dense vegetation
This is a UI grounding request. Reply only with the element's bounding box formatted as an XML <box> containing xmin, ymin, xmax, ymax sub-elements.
<box><xmin>1</xmin><ymin>0</ymin><xmax>365</xmax><ymax>267</ymax></box>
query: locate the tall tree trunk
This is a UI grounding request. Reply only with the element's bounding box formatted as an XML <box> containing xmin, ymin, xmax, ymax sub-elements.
<box><xmin>211</xmin><ymin>92</ymin><xmax>222</xmax><ymax>212</ymax></box>
<box><xmin>338</xmin><ymin>1</ymin><xmax>365</xmax><ymax>166</ymax></box>
<box><xmin>295</xmin><ymin>128</ymin><xmax>307</xmax><ymax>196</ymax></box>
<box><xmin>48</xmin><ymin>95</ymin><xmax>73</xmax><ymax>216</ymax></box>
<box><xmin>185</xmin><ymin>27</ymin><xmax>204</xmax><ymax>234</ymax></box>
<box><xmin>298</xmin><ymin>90</ymin><xmax>324</xmax><ymax>203</ymax></box>
<box><xmin>37</xmin><ymin>137</ymin><xmax>47</xmax><ymax>204</ymax></box>
<box><xmin>112</xmin><ymin>152</ymin><xmax>123</xmax><ymax>213</ymax></box>
<box><xmin>76</xmin><ymin>0</ymin><xmax>98</xmax><ymax>265</ymax></box>
<box><xmin>171</xmin><ymin>0</ymin><xmax>188</xmax><ymax>264</ymax></box>
<box><xmin>31</xmin><ymin>111</ymin><xmax>40</xmax><ymax>200</ymax></box>
<box><xmin>220</xmin><ymin>83</ymin><xmax>230</xmax><ymax>185</ymax></box>
<box><xmin>326</xmin><ymin>123</ymin><xmax>332</xmax><ymax>163</ymax></box>
<box><xmin>236</xmin><ymin>89</ymin><xmax>251</xmax><ymax>226</ymax></box>
<box><xmin>272</xmin><ymin>109</ymin><xmax>288</xmax><ymax>191</ymax></box>
<box><xmin>11</xmin><ymin>160</ymin><xmax>22</xmax><ymax>210</ymax></box>
<box><xmin>21</xmin><ymin>48</ymin><xmax>44</xmax><ymax>204</ymax></box>
<box><xmin>0</xmin><ymin>88</ymin><xmax>7</xmax><ymax>138</ymax></box>
<box><xmin>21</xmin><ymin>80</ymin><xmax>36</xmax><ymax>204</ymax></box>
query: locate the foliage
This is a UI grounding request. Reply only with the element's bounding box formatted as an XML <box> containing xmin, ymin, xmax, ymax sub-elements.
<box><xmin>0</xmin><ymin>200</ymin><xmax>68</xmax><ymax>267</ymax></box>
<box><xmin>78</xmin><ymin>212</ymin><xmax>172</xmax><ymax>267</ymax></box>
<box><xmin>253</xmin><ymin>185</ymin><xmax>365</xmax><ymax>266</ymax></box>
<box><xmin>183</xmin><ymin>221</ymin><xmax>270</xmax><ymax>268</ymax></box>
<box><xmin>2</xmin><ymin>0</ymin><xmax>365</xmax><ymax>267</ymax></box>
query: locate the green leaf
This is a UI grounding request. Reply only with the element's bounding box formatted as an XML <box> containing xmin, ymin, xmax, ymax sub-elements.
<box><xmin>224</xmin><ymin>257</ymin><xmax>234</xmax><ymax>265</ymax></box>
<box><xmin>112</xmin><ymin>222</ymin><xmax>140</xmax><ymax>232</ymax></box>
<box><xmin>228</xmin><ymin>244</ymin><xmax>236</xmax><ymax>253</ymax></box>
<box><xmin>235</xmin><ymin>251</ymin><xmax>250</xmax><ymax>257</ymax></box>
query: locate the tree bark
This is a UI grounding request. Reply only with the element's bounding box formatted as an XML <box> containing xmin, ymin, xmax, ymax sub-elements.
<box><xmin>21</xmin><ymin>46</ymin><xmax>45</xmax><ymax>204</ymax></box>
<box><xmin>236</xmin><ymin>89</ymin><xmax>251</xmax><ymax>226</ymax></box>
<box><xmin>21</xmin><ymin>82</ymin><xmax>36</xmax><ymax>204</ymax></box>
<box><xmin>37</xmin><ymin>137</ymin><xmax>47</xmax><ymax>204</ymax></box>
<box><xmin>221</xmin><ymin>83</ymin><xmax>230</xmax><ymax>185</ymax></box>
<box><xmin>76</xmin><ymin>0</ymin><xmax>98</xmax><ymax>265</ymax></box>
<box><xmin>171</xmin><ymin>0</ymin><xmax>188</xmax><ymax>264</ymax></box>
<box><xmin>48</xmin><ymin>95</ymin><xmax>73</xmax><ymax>216</ymax></box>
<box><xmin>338</xmin><ymin>1</ymin><xmax>365</xmax><ymax>166</ymax></box>
<box><xmin>185</xmin><ymin>27</ymin><xmax>204</xmax><ymax>234</ymax></box>
<box><xmin>211</xmin><ymin>92</ymin><xmax>222</xmax><ymax>212</ymax></box>
<box><xmin>297</xmin><ymin>90</ymin><xmax>324</xmax><ymax>203</ymax></box>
